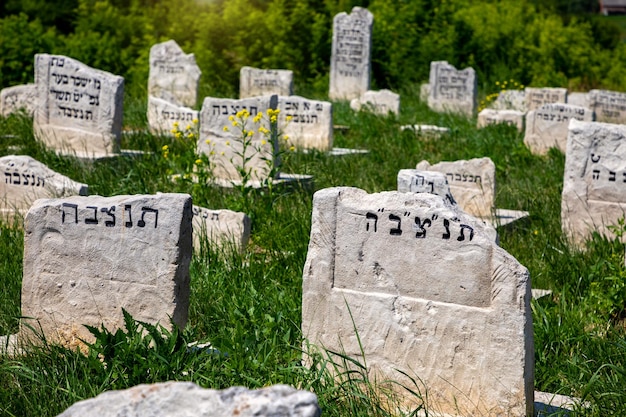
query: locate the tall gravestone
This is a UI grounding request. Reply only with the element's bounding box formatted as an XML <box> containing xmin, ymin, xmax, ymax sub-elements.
<box><xmin>588</xmin><ymin>89</ymin><xmax>626</xmax><ymax>124</ymax></box>
<box><xmin>0</xmin><ymin>84</ymin><xmax>37</xmax><ymax>117</ymax></box>
<box><xmin>427</xmin><ymin>61</ymin><xmax>477</xmax><ymax>116</ymax></box>
<box><xmin>279</xmin><ymin>95</ymin><xmax>333</xmax><ymax>151</ymax></box>
<box><xmin>524</xmin><ymin>103</ymin><xmax>593</xmax><ymax>155</ymax></box>
<box><xmin>302</xmin><ymin>188</ymin><xmax>533</xmax><ymax>416</ymax></box>
<box><xmin>147</xmin><ymin>96</ymin><xmax>198</xmax><ymax>136</ymax></box>
<box><xmin>525</xmin><ymin>87</ymin><xmax>567</xmax><ymax>111</ymax></box>
<box><xmin>329</xmin><ymin>7</ymin><xmax>373</xmax><ymax>101</ymax></box>
<box><xmin>21</xmin><ymin>193</ymin><xmax>193</xmax><ymax>349</ymax></box>
<box><xmin>562</xmin><ymin>119</ymin><xmax>626</xmax><ymax>246</ymax></box>
<box><xmin>34</xmin><ymin>54</ymin><xmax>124</xmax><ymax>158</ymax></box>
<box><xmin>240</xmin><ymin>67</ymin><xmax>293</xmax><ymax>99</ymax></box>
<box><xmin>148</xmin><ymin>40</ymin><xmax>201</xmax><ymax>108</ymax></box>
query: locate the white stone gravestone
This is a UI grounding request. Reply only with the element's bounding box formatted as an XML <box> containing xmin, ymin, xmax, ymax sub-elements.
<box><xmin>524</xmin><ymin>103</ymin><xmax>593</xmax><ymax>155</ymax></box>
<box><xmin>427</xmin><ymin>61</ymin><xmax>477</xmax><ymax>116</ymax></box>
<box><xmin>477</xmin><ymin>109</ymin><xmax>524</xmax><ymax>132</ymax></box>
<box><xmin>400</xmin><ymin>124</ymin><xmax>450</xmax><ymax>139</ymax></box>
<box><xmin>192</xmin><ymin>205</ymin><xmax>250</xmax><ymax>253</ymax></box>
<box><xmin>33</xmin><ymin>54</ymin><xmax>124</xmax><ymax>158</ymax></box>
<box><xmin>397</xmin><ymin>169</ymin><xmax>457</xmax><ymax>206</ymax></box>
<box><xmin>588</xmin><ymin>89</ymin><xmax>626</xmax><ymax>124</ymax></box>
<box><xmin>419</xmin><ymin>83</ymin><xmax>430</xmax><ymax>102</ymax></box>
<box><xmin>20</xmin><ymin>193</ymin><xmax>192</xmax><ymax>349</ymax></box>
<box><xmin>240</xmin><ymin>67</ymin><xmax>293</xmax><ymax>99</ymax></box>
<box><xmin>147</xmin><ymin>96</ymin><xmax>198</xmax><ymax>136</ymax></box>
<box><xmin>562</xmin><ymin>119</ymin><xmax>626</xmax><ymax>246</ymax></box>
<box><xmin>350</xmin><ymin>89</ymin><xmax>400</xmax><ymax>116</ymax></box>
<box><xmin>0</xmin><ymin>84</ymin><xmax>37</xmax><ymax>117</ymax></box>
<box><xmin>490</xmin><ymin>89</ymin><xmax>526</xmax><ymax>112</ymax></box>
<box><xmin>148</xmin><ymin>40</ymin><xmax>201</xmax><ymax>108</ymax></box>
<box><xmin>302</xmin><ymin>188</ymin><xmax>533</xmax><ymax>417</ymax></box>
<box><xmin>329</xmin><ymin>7</ymin><xmax>373</xmax><ymax>101</ymax></box>
<box><xmin>0</xmin><ymin>155</ymin><xmax>88</xmax><ymax>217</ymax></box>
<box><xmin>279</xmin><ymin>95</ymin><xmax>333</xmax><ymax>151</ymax></box>
<box><xmin>525</xmin><ymin>87</ymin><xmax>567</xmax><ymax>111</ymax></box>
<box><xmin>567</xmin><ymin>92</ymin><xmax>589</xmax><ymax>108</ymax></box>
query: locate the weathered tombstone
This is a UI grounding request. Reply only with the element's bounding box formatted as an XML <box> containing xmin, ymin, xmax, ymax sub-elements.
<box><xmin>302</xmin><ymin>187</ymin><xmax>533</xmax><ymax>416</ymax></box>
<box><xmin>416</xmin><ymin>157</ymin><xmax>495</xmax><ymax>219</ymax></box>
<box><xmin>56</xmin><ymin>382</ymin><xmax>320</xmax><ymax>417</ymax></box>
<box><xmin>588</xmin><ymin>89</ymin><xmax>626</xmax><ymax>124</ymax></box>
<box><xmin>567</xmin><ymin>92</ymin><xmax>589</xmax><ymax>108</ymax></box>
<box><xmin>148</xmin><ymin>40</ymin><xmax>201</xmax><ymax>108</ymax></box>
<box><xmin>400</xmin><ymin>124</ymin><xmax>450</xmax><ymax>139</ymax></box>
<box><xmin>419</xmin><ymin>83</ymin><xmax>430</xmax><ymax>102</ymax></box>
<box><xmin>350</xmin><ymin>89</ymin><xmax>400</xmax><ymax>116</ymax></box>
<box><xmin>524</xmin><ymin>87</ymin><xmax>567</xmax><ymax>111</ymax></box>
<box><xmin>147</xmin><ymin>96</ymin><xmax>198</xmax><ymax>136</ymax></box>
<box><xmin>397</xmin><ymin>169</ymin><xmax>456</xmax><ymax>206</ymax></box>
<box><xmin>279</xmin><ymin>95</ymin><xmax>333</xmax><ymax>151</ymax></box>
<box><xmin>33</xmin><ymin>54</ymin><xmax>124</xmax><ymax>158</ymax></box>
<box><xmin>329</xmin><ymin>7</ymin><xmax>373</xmax><ymax>101</ymax></box>
<box><xmin>192</xmin><ymin>205</ymin><xmax>250</xmax><ymax>253</ymax></box>
<box><xmin>240</xmin><ymin>67</ymin><xmax>293</xmax><ymax>99</ymax></box>
<box><xmin>427</xmin><ymin>61</ymin><xmax>477</xmax><ymax>116</ymax></box>
<box><xmin>0</xmin><ymin>84</ymin><xmax>37</xmax><ymax>117</ymax></box>
<box><xmin>562</xmin><ymin>119</ymin><xmax>626</xmax><ymax>246</ymax></box>
<box><xmin>20</xmin><ymin>193</ymin><xmax>192</xmax><ymax>349</ymax></box>
<box><xmin>524</xmin><ymin>103</ymin><xmax>593</xmax><ymax>155</ymax></box>
<box><xmin>477</xmin><ymin>109</ymin><xmax>524</xmax><ymax>132</ymax></box>
<box><xmin>0</xmin><ymin>155</ymin><xmax>88</xmax><ymax>216</ymax></box>
<box><xmin>490</xmin><ymin>89</ymin><xmax>526</xmax><ymax>112</ymax></box>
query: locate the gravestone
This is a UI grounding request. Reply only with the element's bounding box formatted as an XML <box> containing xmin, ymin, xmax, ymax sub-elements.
<box><xmin>427</xmin><ymin>61</ymin><xmax>477</xmax><ymax>116</ymax></box>
<box><xmin>588</xmin><ymin>89</ymin><xmax>626</xmax><ymax>124</ymax></box>
<box><xmin>397</xmin><ymin>169</ymin><xmax>456</xmax><ymax>206</ymax></box>
<box><xmin>329</xmin><ymin>7</ymin><xmax>373</xmax><ymax>101</ymax></box>
<box><xmin>400</xmin><ymin>124</ymin><xmax>450</xmax><ymax>139</ymax></box>
<box><xmin>562</xmin><ymin>119</ymin><xmax>626</xmax><ymax>246</ymax></box>
<box><xmin>419</xmin><ymin>83</ymin><xmax>430</xmax><ymax>103</ymax></box>
<box><xmin>524</xmin><ymin>103</ymin><xmax>593</xmax><ymax>155</ymax></box>
<box><xmin>20</xmin><ymin>193</ymin><xmax>192</xmax><ymax>349</ymax></box>
<box><xmin>148</xmin><ymin>40</ymin><xmax>201</xmax><ymax>107</ymax></box>
<box><xmin>147</xmin><ymin>96</ymin><xmax>198</xmax><ymax>136</ymax></box>
<box><xmin>33</xmin><ymin>54</ymin><xmax>124</xmax><ymax>158</ymax></box>
<box><xmin>490</xmin><ymin>89</ymin><xmax>526</xmax><ymax>112</ymax></box>
<box><xmin>302</xmin><ymin>188</ymin><xmax>533</xmax><ymax>417</ymax></box>
<box><xmin>0</xmin><ymin>84</ymin><xmax>37</xmax><ymax>117</ymax></box>
<box><xmin>477</xmin><ymin>109</ymin><xmax>524</xmax><ymax>132</ymax></box>
<box><xmin>567</xmin><ymin>92</ymin><xmax>589</xmax><ymax>108</ymax></box>
<box><xmin>350</xmin><ymin>89</ymin><xmax>400</xmax><ymax>116</ymax></box>
<box><xmin>240</xmin><ymin>67</ymin><xmax>293</xmax><ymax>99</ymax></box>
<box><xmin>192</xmin><ymin>205</ymin><xmax>250</xmax><ymax>252</ymax></box>
<box><xmin>0</xmin><ymin>155</ymin><xmax>88</xmax><ymax>216</ymax></box>
<box><xmin>525</xmin><ymin>87</ymin><xmax>567</xmax><ymax>111</ymax></box>
<box><xmin>279</xmin><ymin>95</ymin><xmax>333</xmax><ymax>151</ymax></box>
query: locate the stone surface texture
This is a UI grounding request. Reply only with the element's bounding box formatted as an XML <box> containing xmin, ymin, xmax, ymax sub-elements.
<box><xmin>419</xmin><ymin>83</ymin><xmax>430</xmax><ymax>102</ymax></box>
<box><xmin>400</xmin><ymin>124</ymin><xmax>450</xmax><ymax>139</ymax></box>
<box><xmin>192</xmin><ymin>205</ymin><xmax>250</xmax><ymax>252</ymax></box>
<box><xmin>588</xmin><ymin>89</ymin><xmax>626</xmax><ymax>124</ymax></box>
<box><xmin>147</xmin><ymin>96</ymin><xmax>198</xmax><ymax>136</ymax></box>
<box><xmin>329</xmin><ymin>7</ymin><xmax>373</xmax><ymax>100</ymax></box>
<box><xmin>302</xmin><ymin>188</ymin><xmax>533</xmax><ymax>417</ymax></box>
<box><xmin>490</xmin><ymin>89</ymin><xmax>526</xmax><ymax>112</ymax></box>
<box><xmin>148</xmin><ymin>40</ymin><xmax>201</xmax><ymax>107</ymax></box>
<box><xmin>240</xmin><ymin>67</ymin><xmax>293</xmax><ymax>98</ymax></box>
<box><xmin>427</xmin><ymin>61</ymin><xmax>477</xmax><ymax>116</ymax></box>
<box><xmin>397</xmin><ymin>169</ymin><xmax>456</xmax><ymax>206</ymax></box>
<box><xmin>524</xmin><ymin>103</ymin><xmax>593</xmax><ymax>155</ymax></box>
<box><xmin>562</xmin><ymin>119</ymin><xmax>626</xmax><ymax>246</ymax></box>
<box><xmin>416</xmin><ymin>157</ymin><xmax>496</xmax><ymax>218</ymax></box>
<box><xmin>0</xmin><ymin>83</ymin><xmax>37</xmax><ymax>117</ymax></box>
<box><xmin>21</xmin><ymin>193</ymin><xmax>192</xmax><ymax>349</ymax></box>
<box><xmin>34</xmin><ymin>54</ymin><xmax>124</xmax><ymax>158</ymax></box>
<box><xmin>350</xmin><ymin>89</ymin><xmax>400</xmax><ymax>116</ymax></box>
<box><xmin>477</xmin><ymin>109</ymin><xmax>524</xmax><ymax>131</ymax></box>
<box><xmin>567</xmin><ymin>92</ymin><xmax>589</xmax><ymax>108</ymax></box>
<box><xmin>56</xmin><ymin>382</ymin><xmax>320</xmax><ymax>417</ymax></box>
<box><xmin>279</xmin><ymin>95</ymin><xmax>333</xmax><ymax>151</ymax></box>
<box><xmin>524</xmin><ymin>87</ymin><xmax>567</xmax><ymax>111</ymax></box>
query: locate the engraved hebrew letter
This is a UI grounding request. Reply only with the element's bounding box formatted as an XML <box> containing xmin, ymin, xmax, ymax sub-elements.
<box><xmin>592</xmin><ymin>169</ymin><xmax>600</xmax><ymax>180</ymax></box>
<box><xmin>442</xmin><ymin>218</ymin><xmax>451</xmax><ymax>239</ymax></box>
<box><xmin>609</xmin><ymin>171</ymin><xmax>617</xmax><ymax>182</ymax></box>
<box><xmin>455</xmin><ymin>173</ymin><xmax>461</xmax><ymax>181</ymax></box>
<box><xmin>211</xmin><ymin>212</ymin><xmax>219</xmax><ymax>220</ymax></box>
<box><xmin>457</xmin><ymin>224</ymin><xmax>474</xmax><ymax>242</ymax></box>
<box><xmin>5</xmin><ymin>172</ymin><xmax>11</xmax><ymax>183</ymax></box>
<box><xmin>389</xmin><ymin>214</ymin><xmax>402</xmax><ymax>236</ymax></box>
<box><xmin>366</xmin><ymin>212</ymin><xmax>378</xmax><ymax>232</ymax></box>
<box><xmin>462</xmin><ymin>174</ymin><xmax>468</xmax><ymax>182</ymax></box>
<box><xmin>414</xmin><ymin>217</ymin><xmax>432</xmax><ymax>238</ymax></box>
<box><xmin>36</xmin><ymin>176</ymin><xmax>45</xmax><ymax>186</ymax></box>
<box><xmin>414</xmin><ymin>175</ymin><xmax>425</xmax><ymax>187</ymax></box>
<box><xmin>212</xmin><ymin>105</ymin><xmax>220</xmax><ymax>115</ymax></box>
<box><xmin>124</xmin><ymin>204</ymin><xmax>132</xmax><ymax>227</ymax></box>
<box><xmin>446</xmin><ymin>173</ymin><xmax>454</xmax><ymax>182</ymax></box>
<box><xmin>591</xmin><ymin>153</ymin><xmax>601</xmax><ymax>163</ymax></box>
<box><xmin>12</xmin><ymin>173</ymin><xmax>20</xmax><ymax>185</ymax></box>
<box><xmin>474</xmin><ymin>175</ymin><xmax>481</xmax><ymax>183</ymax></box>
<box><xmin>138</xmin><ymin>207</ymin><xmax>159</xmax><ymax>228</ymax></box>
<box><xmin>85</xmin><ymin>206</ymin><xmax>99</xmax><ymax>224</ymax></box>
<box><xmin>22</xmin><ymin>173</ymin><xmax>29</xmax><ymax>185</ymax></box>
<box><xmin>100</xmin><ymin>206</ymin><xmax>116</xmax><ymax>227</ymax></box>
<box><xmin>61</xmin><ymin>203</ymin><xmax>78</xmax><ymax>224</ymax></box>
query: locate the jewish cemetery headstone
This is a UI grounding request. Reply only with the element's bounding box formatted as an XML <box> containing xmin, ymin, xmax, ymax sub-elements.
<box><xmin>279</xmin><ymin>95</ymin><xmax>333</xmax><ymax>151</ymax></box>
<box><xmin>419</xmin><ymin>83</ymin><xmax>430</xmax><ymax>102</ymax></box>
<box><xmin>567</xmin><ymin>92</ymin><xmax>589</xmax><ymax>108</ymax></box>
<box><xmin>329</xmin><ymin>7</ymin><xmax>373</xmax><ymax>101</ymax></box>
<box><xmin>490</xmin><ymin>89</ymin><xmax>526</xmax><ymax>112</ymax></box>
<box><xmin>148</xmin><ymin>40</ymin><xmax>201</xmax><ymax>107</ymax></box>
<box><xmin>0</xmin><ymin>84</ymin><xmax>37</xmax><ymax>117</ymax></box>
<box><xmin>240</xmin><ymin>67</ymin><xmax>293</xmax><ymax>99</ymax></box>
<box><xmin>562</xmin><ymin>119</ymin><xmax>626</xmax><ymax>246</ymax></box>
<box><xmin>525</xmin><ymin>87</ymin><xmax>567</xmax><ymax>111</ymax></box>
<box><xmin>56</xmin><ymin>382</ymin><xmax>321</xmax><ymax>417</ymax></box>
<box><xmin>147</xmin><ymin>96</ymin><xmax>198</xmax><ymax>136</ymax></box>
<box><xmin>524</xmin><ymin>103</ymin><xmax>593</xmax><ymax>155</ymax></box>
<box><xmin>397</xmin><ymin>169</ymin><xmax>456</xmax><ymax>206</ymax></box>
<box><xmin>477</xmin><ymin>109</ymin><xmax>524</xmax><ymax>132</ymax></box>
<box><xmin>198</xmin><ymin>95</ymin><xmax>276</xmax><ymax>183</ymax></box>
<box><xmin>400</xmin><ymin>124</ymin><xmax>450</xmax><ymax>139</ymax></box>
<box><xmin>192</xmin><ymin>205</ymin><xmax>251</xmax><ymax>252</ymax></box>
<box><xmin>427</xmin><ymin>61</ymin><xmax>477</xmax><ymax>116</ymax></box>
<box><xmin>33</xmin><ymin>54</ymin><xmax>124</xmax><ymax>158</ymax></box>
<box><xmin>588</xmin><ymin>89</ymin><xmax>626</xmax><ymax>124</ymax></box>
<box><xmin>0</xmin><ymin>155</ymin><xmax>88</xmax><ymax>216</ymax></box>
<box><xmin>20</xmin><ymin>193</ymin><xmax>192</xmax><ymax>349</ymax></box>
<box><xmin>350</xmin><ymin>89</ymin><xmax>400</xmax><ymax>116</ymax></box>
<box><xmin>302</xmin><ymin>188</ymin><xmax>533</xmax><ymax>417</ymax></box>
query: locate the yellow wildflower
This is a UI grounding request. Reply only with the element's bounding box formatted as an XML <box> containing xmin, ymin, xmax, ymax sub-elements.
<box><xmin>289</xmin><ymin>146</ymin><xmax>295</xmax><ymax>152</ymax></box>
<box><xmin>247</xmin><ymin>130</ymin><xmax>253</xmax><ymax>137</ymax></box>
<box><xmin>193</xmin><ymin>118</ymin><xmax>199</xmax><ymax>124</ymax></box>
<box><xmin>205</xmin><ymin>139</ymin><xmax>211</xmax><ymax>144</ymax></box>
<box><xmin>170</xmin><ymin>129</ymin><xmax>177</xmax><ymax>134</ymax></box>
<box><xmin>187</xmin><ymin>133</ymin><xmax>195</xmax><ymax>139</ymax></box>
<box><xmin>220</xmin><ymin>151</ymin><xmax>225</xmax><ymax>156</ymax></box>
<box><xmin>286</xmin><ymin>115</ymin><xmax>293</xmax><ymax>122</ymax></box>
<box><xmin>210</xmin><ymin>151</ymin><xmax>215</xmax><ymax>155</ymax></box>
<box><xmin>195</xmin><ymin>159</ymin><xmax>203</xmax><ymax>165</ymax></box>
<box><xmin>173</xmin><ymin>122</ymin><xmax>179</xmax><ymax>128</ymax></box>
<box><xmin>223</xmin><ymin>126</ymin><xmax>229</xmax><ymax>132</ymax></box>
<box><xmin>261</xmin><ymin>140</ymin><xmax>267</xmax><ymax>145</ymax></box>
<box><xmin>175</xmin><ymin>132</ymin><xmax>183</xmax><ymax>139</ymax></box>
<box><xmin>231</xmin><ymin>121</ymin><xmax>238</xmax><ymax>127</ymax></box>
<box><xmin>226</xmin><ymin>141</ymin><xmax>230</xmax><ymax>146</ymax></box>
<box><xmin>283</xmin><ymin>135</ymin><xmax>289</xmax><ymax>141</ymax></box>
<box><xmin>253</xmin><ymin>112</ymin><xmax>262</xmax><ymax>123</ymax></box>
<box><xmin>161</xmin><ymin>145</ymin><xmax>169</xmax><ymax>151</ymax></box>
<box><xmin>229</xmin><ymin>115</ymin><xmax>235</xmax><ymax>122</ymax></box>
<box><xmin>270</xmin><ymin>116</ymin><xmax>277</xmax><ymax>123</ymax></box>
<box><xmin>186</xmin><ymin>124</ymin><xmax>191</xmax><ymax>131</ymax></box>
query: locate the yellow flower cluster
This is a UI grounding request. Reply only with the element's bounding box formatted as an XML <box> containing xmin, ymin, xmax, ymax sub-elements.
<box><xmin>267</xmin><ymin>108</ymin><xmax>280</xmax><ymax>123</ymax></box>
<box><xmin>161</xmin><ymin>145</ymin><xmax>169</xmax><ymax>159</ymax></box>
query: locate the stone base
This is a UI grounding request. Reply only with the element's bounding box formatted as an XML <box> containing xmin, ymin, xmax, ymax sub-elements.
<box><xmin>328</xmin><ymin>147</ymin><xmax>369</xmax><ymax>156</ymax></box>
<box><xmin>0</xmin><ymin>334</ymin><xmax>22</xmax><ymax>356</ymax></box>
<box><xmin>531</xmin><ymin>289</ymin><xmax>552</xmax><ymax>300</ymax></box>
<box><xmin>209</xmin><ymin>173</ymin><xmax>313</xmax><ymax>190</ymax></box>
<box><xmin>401</xmin><ymin>124</ymin><xmax>450</xmax><ymax>139</ymax></box>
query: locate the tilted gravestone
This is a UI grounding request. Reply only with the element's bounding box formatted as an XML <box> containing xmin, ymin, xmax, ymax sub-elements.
<box><xmin>427</xmin><ymin>61</ymin><xmax>477</xmax><ymax>116</ymax></box>
<box><xmin>147</xmin><ymin>96</ymin><xmax>198</xmax><ymax>136</ymax></box>
<box><xmin>302</xmin><ymin>188</ymin><xmax>533</xmax><ymax>416</ymax></box>
<box><xmin>20</xmin><ymin>193</ymin><xmax>192</xmax><ymax>349</ymax></box>
<box><xmin>525</xmin><ymin>87</ymin><xmax>567</xmax><ymax>111</ymax></box>
<box><xmin>329</xmin><ymin>7</ymin><xmax>373</xmax><ymax>101</ymax></box>
<box><xmin>350</xmin><ymin>89</ymin><xmax>400</xmax><ymax>116</ymax></box>
<box><xmin>192</xmin><ymin>205</ymin><xmax>250</xmax><ymax>253</ymax></box>
<box><xmin>477</xmin><ymin>109</ymin><xmax>524</xmax><ymax>132</ymax></box>
<box><xmin>148</xmin><ymin>40</ymin><xmax>201</xmax><ymax>108</ymax></box>
<box><xmin>588</xmin><ymin>89</ymin><xmax>626</xmax><ymax>124</ymax></box>
<box><xmin>524</xmin><ymin>103</ymin><xmax>593</xmax><ymax>155</ymax></box>
<box><xmin>34</xmin><ymin>54</ymin><xmax>124</xmax><ymax>158</ymax></box>
<box><xmin>562</xmin><ymin>119</ymin><xmax>626</xmax><ymax>246</ymax></box>
<box><xmin>490</xmin><ymin>89</ymin><xmax>526</xmax><ymax>112</ymax></box>
<box><xmin>240</xmin><ymin>67</ymin><xmax>293</xmax><ymax>99</ymax></box>
<box><xmin>279</xmin><ymin>95</ymin><xmax>333</xmax><ymax>151</ymax></box>
<box><xmin>0</xmin><ymin>84</ymin><xmax>37</xmax><ymax>117</ymax></box>
<box><xmin>0</xmin><ymin>155</ymin><xmax>88</xmax><ymax>216</ymax></box>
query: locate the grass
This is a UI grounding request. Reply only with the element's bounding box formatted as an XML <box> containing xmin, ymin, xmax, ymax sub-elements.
<box><xmin>0</xmin><ymin>88</ymin><xmax>626</xmax><ymax>416</ymax></box>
